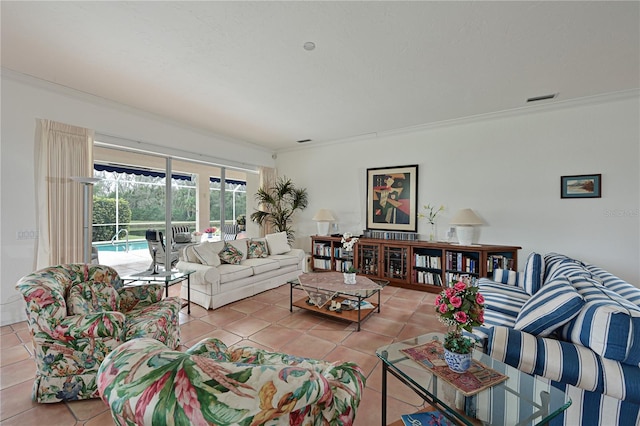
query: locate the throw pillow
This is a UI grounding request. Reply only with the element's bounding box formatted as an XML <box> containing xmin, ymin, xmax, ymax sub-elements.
<box><xmin>67</xmin><ymin>281</ymin><xmax>119</xmax><ymax>315</ymax></box>
<box><xmin>219</xmin><ymin>243</ymin><xmax>243</xmax><ymax>264</ymax></box>
<box><xmin>522</xmin><ymin>252</ymin><xmax>544</xmax><ymax>295</ymax></box>
<box><xmin>493</xmin><ymin>269</ymin><xmax>523</xmax><ymax>286</ymax></box>
<box><xmin>247</xmin><ymin>239</ymin><xmax>269</xmax><ymax>258</ymax></box>
<box><xmin>265</xmin><ymin>231</ymin><xmax>291</xmax><ymax>255</ymax></box>
<box><xmin>514</xmin><ymin>276</ymin><xmax>584</xmax><ymax>337</ymax></box>
<box><xmin>174</xmin><ymin>232</ymin><xmax>191</xmax><ymax>243</ymax></box>
<box><xmin>192</xmin><ymin>241</ymin><xmax>224</xmax><ymax>266</ymax></box>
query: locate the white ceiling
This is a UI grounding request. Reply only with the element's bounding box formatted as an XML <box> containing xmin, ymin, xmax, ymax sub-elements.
<box><xmin>2</xmin><ymin>1</ymin><xmax>639</xmax><ymax>151</ymax></box>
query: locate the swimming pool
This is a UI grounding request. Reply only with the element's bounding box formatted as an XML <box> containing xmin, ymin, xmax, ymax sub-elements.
<box><xmin>94</xmin><ymin>240</ymin><xmax>148</xmax><ymax>252</ymax></box>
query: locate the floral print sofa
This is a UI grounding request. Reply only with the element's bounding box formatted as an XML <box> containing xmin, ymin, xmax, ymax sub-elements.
<box><xmin>15</xmin><ymin>264</ymin><xmax>181</xmax><ymax>403</ymax></box>
<box><xmin>98</xmin><ymin>337</ymin><xmax>366</xmax><ymax>426</ymax></box>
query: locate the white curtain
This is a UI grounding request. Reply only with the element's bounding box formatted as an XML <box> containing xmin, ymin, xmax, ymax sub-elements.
<box><xmin>258</xmin><ymin>166</ymin><xmax>277</xmax><ymax>237</ymax></box>
<box><xmin>35</xmin><ymin>119</ymin><xmax>94</xmax><ymax>268</ymax></box>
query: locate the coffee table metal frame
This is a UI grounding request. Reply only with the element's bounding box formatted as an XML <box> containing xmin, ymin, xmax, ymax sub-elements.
<box><xmin>122</xmin><ymin>269</ymin><xmax>194</xmax><ymax>314</ymax></box>
<box><xmin>377</xmin><ymin>332</ymin><xmax>571</xmax><ymax>426</ymax></box>
<box><xmin>288</xmin><ymin>272</ymin><xmax>387</xmax><ymax>331</ymax></box>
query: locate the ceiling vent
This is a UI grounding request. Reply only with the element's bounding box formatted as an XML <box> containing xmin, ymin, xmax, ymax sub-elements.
<box><xmin>527</xmin><ymin>93</ymin><xmax>559</xmax><ymax>103</ymax></box>
<box><xmin>296</xmin><ymin>139</ymin><xmax>312</xmax><ymax>143</ymax></box>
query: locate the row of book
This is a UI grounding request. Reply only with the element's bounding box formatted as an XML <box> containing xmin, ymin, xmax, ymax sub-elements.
<box><xmin>335</xmin><ymin>260</ymin><xmax>354</xmax><ymax>272</ymax></box>
<box><xmin>313</xmin><ymin>258</ymin><xmax>332</xmax><ymax>269</ymax></box>
<box><xmin>361</xmin><ymin>230</ymin><xmax>418</xmax><ymax>240</ymax></box>
<box><xmin>445</xmin><ymin>252</ymin><xmax>478</xmax><ymax>274</ymax></box>
<box><xmin>415</xmin><ymin>270</ymin><xmax>443</xmax><ymax>286</ymax></box>
<box><xmin>414</xmin><ymin>253</ymin><xmax>441</xmax><ymax>269</ymax></box>
<box><xmin>312</xmin><ymin>243</ymin><xmax>332</xmax><ymax>257</ymax></box>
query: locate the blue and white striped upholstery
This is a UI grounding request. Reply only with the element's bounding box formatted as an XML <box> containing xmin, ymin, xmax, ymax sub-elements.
<box><xmin>478</xmin><ymin>278</ymin><xmax>529</xmax><ymax>320</ymax></box>
<box><xmin>585</xmin><ymin>263</ymin><xmax>640</xmax><ymax>307</ymax></box>
<box><xmin>492</xmin><ymin>268</ymin><xmax>523</xmax><ymax>286</ymax></box>
<box><xmin>544</xmin><ymin>252</ymin><xmax>591</xmax><ymax>281</ymax></box>
<box><xmin>522</xmin><ymin>252</ymin><xmax>544</xmax><ymax>295</ymax></box>
<box><xmin>486</xmin><ymin>326</ymin><xmax>640</xmax><ymax>425</ymax></box>
<box><xmin>514</xmin><ymin>276</ymin><xmax>584</xmax><ymax>337</ymax></box>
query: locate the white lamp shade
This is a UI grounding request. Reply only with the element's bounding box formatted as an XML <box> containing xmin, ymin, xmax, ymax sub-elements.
<box><xmin>450</xmin><ymin>208</ymin><xmax>483</xmax><ymax>225</ymax></box>
<box><xmin>312</xmin><ymin>209</ymin><xmax>335</xmax><ymax>221</ymax></box>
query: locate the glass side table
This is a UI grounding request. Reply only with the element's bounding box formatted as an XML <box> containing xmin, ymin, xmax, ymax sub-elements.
<box><xmin>376</xmin><ymin>332</ymin><xmax>571</xmax><ymax>425</ymax></box>
<box><xmin>122</xmin><ymin>269</ymin><xmax>195</xmax><ymax>314</ymax></box>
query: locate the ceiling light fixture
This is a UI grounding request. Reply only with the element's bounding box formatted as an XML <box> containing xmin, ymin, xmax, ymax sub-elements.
<box><xmin>303</xmin><ymin>42</ymin><xmax>316</xmax><ymax>51</ymax></box>
<box><xmin>527</xmin><ymin>93</ymin><xmax>559</xmax><ymax>103</ymax></box>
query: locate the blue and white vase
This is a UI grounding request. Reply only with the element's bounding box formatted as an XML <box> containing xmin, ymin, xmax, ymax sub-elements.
<box><xmin>444</xmin><ymin>348</ymin><xmax>472</xmax><ymax>373</ymax></box>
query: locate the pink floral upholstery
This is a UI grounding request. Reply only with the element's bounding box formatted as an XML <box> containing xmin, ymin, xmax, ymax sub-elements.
<box><xmin>98</xmin><ymin>337</ymin><xmax>366</xmax><ymax>425</ymax></box>
<box><xmin>15</xmin><ymin>264</ymin><xmax>181</xmax><ymax>403</ymax></box>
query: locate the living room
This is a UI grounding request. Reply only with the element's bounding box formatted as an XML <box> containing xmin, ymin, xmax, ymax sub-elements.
<box><xmin>1</xmin><ymin>2</ymin><xmax>639</xmax><ymax>425</ymax></box>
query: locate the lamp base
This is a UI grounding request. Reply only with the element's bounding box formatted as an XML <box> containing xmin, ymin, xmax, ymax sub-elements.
<box><xmin>455</xmin><ymin>225</ymin><xmax>475</xmax><ymax>246</ymax></box>
<box><xmin>316</xmin><ymin>222</ymin><xmax>330</xmax><ymax>236</ymax></box>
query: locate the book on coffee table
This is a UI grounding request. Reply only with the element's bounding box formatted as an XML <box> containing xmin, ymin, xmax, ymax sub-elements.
<box><xmin>401</xmin><ymin>410</ymin><xmax>455</xmax><ymax>426</ymax></box>
<box><xmin>401</xmin><ymin>340</ymin><xmax>508</xmax><ymax>397</ymax></box>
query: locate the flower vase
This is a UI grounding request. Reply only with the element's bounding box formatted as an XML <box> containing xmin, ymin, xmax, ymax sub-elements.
<box><xmin>443</xmin><ymin>348</ymin><xmax>472</xmax><ymax>373</ymax></box>
<box><xmin>429</xmin><ymin>222</ymin><xmax>437</xmax><ymax>241</ymax></box>
<box><xmin>343</xmin><ymin>273</ymin><xmax>357</xmax><ymax>285</ymax></box>
<box><xmin>207</xmin><ymin>232</ymin><xmax>213</xmax><ymax>238</ymax></box>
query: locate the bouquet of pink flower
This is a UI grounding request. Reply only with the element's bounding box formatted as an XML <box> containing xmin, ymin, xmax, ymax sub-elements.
<box><xmin>204</xmin><ymin>227</ymin><xmax>217</xmax><ymax>234</ymax></box>
<box><xmin>435</xmin><ymin>281</ymin><xmax>485</xmax><ymax>354</ymax></box>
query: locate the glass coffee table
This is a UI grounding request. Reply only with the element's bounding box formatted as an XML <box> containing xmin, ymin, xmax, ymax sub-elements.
<box><xmin>376</xmin><ymin>333</ymin><xmax>571</xmax><ymax>425</ymax></box>
<box><xmin>122</xmin><ymin>269</ymin><xmax>195</xmax><ymax>314</ymax></box>
<box><xmin>289</xmin><ymin>272</ymin><xmax>387</xmax><ymax>331</ymax></box>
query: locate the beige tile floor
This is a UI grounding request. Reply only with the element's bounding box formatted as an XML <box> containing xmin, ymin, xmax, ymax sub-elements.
<box><xmin>1</xmin><ymin>274</ymin><xmax>447</xmax><ymax>425</ymax></box>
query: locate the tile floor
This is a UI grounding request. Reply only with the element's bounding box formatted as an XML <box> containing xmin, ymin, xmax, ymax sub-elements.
<box><xmin>1</xmin><ymin>274</ymin><xmax>447</xmax><ymax>425</ymax></box>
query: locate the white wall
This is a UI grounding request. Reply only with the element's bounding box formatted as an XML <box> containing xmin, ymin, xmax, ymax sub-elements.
<box><xmin>0</xmin><ymin>71</ymin><xmax>275</xmax><ymax>325</ymax></box>
<box><xmin>277</xmin><ymin>93</ymin><xmax>640</xmax><ymax>287</ymax></box>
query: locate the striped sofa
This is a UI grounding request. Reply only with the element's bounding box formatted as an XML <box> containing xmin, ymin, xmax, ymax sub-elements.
<box><xmin>474</xmin><ymin>252</ymin><xmax>640</xmax><ymax>426</ymax></box>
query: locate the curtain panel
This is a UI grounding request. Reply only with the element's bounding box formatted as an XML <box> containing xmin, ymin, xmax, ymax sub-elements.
<box><xmin>35</xmin><ymin>119</ymin><xmax>94</xmax><ymax>268</ymax></box>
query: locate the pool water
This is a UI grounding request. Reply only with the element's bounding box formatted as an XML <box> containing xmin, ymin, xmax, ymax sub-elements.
<box><xmin>94</xmin><ymin>240</ymin><xmax>148</xmax><ymax>252</ymax></box>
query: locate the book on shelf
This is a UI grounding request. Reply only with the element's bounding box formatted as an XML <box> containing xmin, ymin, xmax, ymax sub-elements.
<box><xmin>400</xmin><ymin>340</ymin><xmax>508</xmax><ymax>397</ymax></box>
<box><xmin>400</xmin><ymin>411</ymin><xmax>455</xmax><ymax>426</ymax></box>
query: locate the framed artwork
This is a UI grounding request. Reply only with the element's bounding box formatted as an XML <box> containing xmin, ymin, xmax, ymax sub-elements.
<box><xmin>366</xmin><ymin>165</ymin><xmax>418</xmax><ymax>232</ymax></box>
<box><xmin>561</xmin><ymin>174</ymin><xmax>602</xmax><ymax>198</ymax></box>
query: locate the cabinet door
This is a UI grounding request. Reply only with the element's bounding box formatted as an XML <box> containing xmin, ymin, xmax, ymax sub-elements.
<box><xmin>383</xmin><ymin>245</ymin><xmax>409</xmax><ymax>281</ymax></box>
<box><xmin>356</xmin><ymin>242</ymin><xmax>380</xmax><ymax>276</ymax></box>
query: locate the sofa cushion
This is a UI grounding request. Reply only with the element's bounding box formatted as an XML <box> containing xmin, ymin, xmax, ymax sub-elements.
<box><xmin>219</xmin><ymin>242</ymin><xmax>244</xmax><ymax>265</ymax></box>
<box><xmin>192</xmin><ymin>241</ymin><xmax>224</xmax><ymax>266</ymax></box>
<box><xmin>241</xmin><ymin>258</ymin><xmax>280</xmax><ymax>274</ymax></box>
<box><xmin>514</xmin><ymin>276</ymin><xmax>584</xmax><ymax>337</ymax></box>
<box><xmin>493</xmin><ymin>269</ymin><xmax>523</xmax><ymax>286</ymax></box>
<box><xmin>544</xmin><ymin>252</ymin><xmax>591</xmax><ymax>281</ymax></box>
<box><xmin>247</xmin><ymin>239</ymin><xmax>269</xmax><ymax>258</ymax></box>
<box><xmin>227</xmin><ymin>239</ymin><xmax>249</xmax><ymax>261</ymax></box>
<box><xmin>522</xmin><ymin>252</ymin><xmax>544</xmax><ymax>295</ymax></box>
<box><xmin>67</xmin><ymin>281</ymin><xmax>119</xmax><ymax>315</ymax></box>
<box><xmin>266</xmin><ymin>231</ymin><xmax>291</xmax><ymax>255</ymax></box>
<box><xmin>174</xmin><ymin>232</ymin><xmax>191</xmax><ymax>243</ymax></box>
<box><xmin>217</xmin><ymin>264</ymin><xmax>254</xmax><ymax>283</ymax></box>
<box><xmin>269</xmin><ymin>253</ymin><xmax>300</xmax><ymax>268</ymax></box>
<box><xmin>560</xmin><ymin>274</ymin><xmax>640</xmax><ymax>366</ymax></box>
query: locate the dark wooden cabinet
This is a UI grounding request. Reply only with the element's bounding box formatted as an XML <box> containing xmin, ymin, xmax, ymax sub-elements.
<box><xmin>310</xmin><ymin>236</ymin><xmax>520</xmax><ymax>293</ymax></box>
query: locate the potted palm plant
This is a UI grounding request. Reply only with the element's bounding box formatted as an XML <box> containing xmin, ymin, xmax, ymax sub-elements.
<box><xmin>250</xmin><ymin>176</ymin><xmax>308</xmax><ymax>242</ymax></box>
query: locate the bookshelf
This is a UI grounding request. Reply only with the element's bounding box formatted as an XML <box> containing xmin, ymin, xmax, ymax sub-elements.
<box><xmin>310</xmin><ymin>236</ymin><xmax>520</xmax><ymax>293</ymax></box>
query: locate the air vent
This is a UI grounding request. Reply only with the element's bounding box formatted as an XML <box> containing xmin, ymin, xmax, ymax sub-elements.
<box><xmin>527</xmin><ymin>93</ymin><xmax>558</xmax><ymax>103</ymax></box>
<box><xmin>297</xmin><ymin>139</ymin><xmax>312</xmax><ymax>143</ymax></box>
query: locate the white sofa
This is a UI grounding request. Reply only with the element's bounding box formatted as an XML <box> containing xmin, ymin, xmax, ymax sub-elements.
<box><xmin>177</xmin><ymin>232</ymin><xmax>304</xmax><ymax>310</ymax></box>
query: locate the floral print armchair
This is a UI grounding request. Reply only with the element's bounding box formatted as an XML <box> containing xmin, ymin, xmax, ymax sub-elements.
<box><xmin>98</xmin><ymin>337</ymin><xmax>366</xmax><ymax>426</ymax></box>
<box><xmin>15</xmin><ymin>264</ymin><xmax>181</xmax><ymax>403</ymax></box>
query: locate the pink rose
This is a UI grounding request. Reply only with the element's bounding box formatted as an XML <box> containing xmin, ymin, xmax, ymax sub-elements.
<box><xmin>449</xmin><ymin>296</ymin><xmax>462</xmax><ymax>308</ymax></box>
<box><xmin>438</xmin><ymin>303</ymin><xmax>448</xmax><ymax>314</ymax></box>
<box><xmin>478</xmin><ymin>312</ymin><xmax>485</xmax><ymax>324</ymax></box>
<box><xmin>454</xmin><ymin>281</ymin><xmax>467</xmax><ymax>292</ymax></box>
<box><xmin>476</xmin><ymin>293</ymin><xmax>485</xmax><ymax>304</ymax></box>
<box><xmin>445</xmin><ymin>288</ymin><xmax>455</xmax><ymax>298</ymax></box>
<box><xmin>434</xmin><ymin>295</ymin><xmax>442</xmax><ymax>306</ymax></box>
<box><xmin>454</xmin><ymin>311</ymin><xmax>468</xmax><ymax>323</ymax></box>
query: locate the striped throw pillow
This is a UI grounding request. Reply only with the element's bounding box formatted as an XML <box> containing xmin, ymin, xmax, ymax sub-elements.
<box><xmin>522</xmin><ymin>252</ymin><xmax>545</xmax><ymax>295</ymax></box>
<box><xmin>514</xmin><ymin>276</ymin><xmax>584</xmax><ymax>337</ymax></box>
<box><xmin>493</xmin><ymin>269</ymin><xmax>523</xmax><ymax>286</ymax></box>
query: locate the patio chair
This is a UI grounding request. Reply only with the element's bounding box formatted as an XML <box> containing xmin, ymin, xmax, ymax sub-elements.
<box><xmin>222</xmin><ymin>223</ymin><xmax>239</xmax><ymax>241</ymax></box>
<box><xmin>145</xmin><ymin>229</ymin><xmax>179</xmax><ymax>271</ymax></box>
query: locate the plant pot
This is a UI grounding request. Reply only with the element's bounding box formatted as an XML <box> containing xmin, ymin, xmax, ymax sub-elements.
<box><xmin>444</xmin><ymin>348</ymin><xmax>472</xmax><ymax>373</ymax></box>
<box><xmin>343</xmin><ymin>273</ymin><xmax>357</xmax><ymax>285</ymax></box>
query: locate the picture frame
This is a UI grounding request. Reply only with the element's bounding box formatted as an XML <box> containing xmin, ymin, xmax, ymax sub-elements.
<box><xmin>561</xmin><ymin>174</ymin><xmax>602</xmax><ymax>199</ymax></box>
<box><xmin>366</xmin><ymin>164</ymin><xmax>418</xmax><ymax>232</ymax></box>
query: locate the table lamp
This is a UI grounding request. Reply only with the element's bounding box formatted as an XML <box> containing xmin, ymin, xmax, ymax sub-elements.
<box><xmin>312</xmin><ymin>209</ymin><xmax>335</xmax><ymax>236</ymax></box>
<box><xmin>450</xmin><ymin>208</ymin><xmax>483</xmax><ymax>246</ymax></box>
